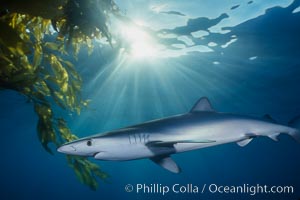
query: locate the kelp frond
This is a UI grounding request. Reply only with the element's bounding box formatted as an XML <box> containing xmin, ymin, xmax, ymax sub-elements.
<box><xmin>0</xmin><ymin>0</ymin><xmax>121</xmax><ymax>190</ymax></box>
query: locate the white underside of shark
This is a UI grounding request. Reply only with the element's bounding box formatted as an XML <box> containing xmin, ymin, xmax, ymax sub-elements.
<box><xmin>58</xmin><ymin>97</ymin><xmax>300</xmax><ymax>173</ymax></box>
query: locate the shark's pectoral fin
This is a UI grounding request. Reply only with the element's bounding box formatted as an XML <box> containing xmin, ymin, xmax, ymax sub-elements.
<box><xmin>146</xmin><ymin>140</ymin><xmax>215</xmax><ymax>155</ymax></box>
<box><xmin>150</xmin><ymin>155</ymin><xmax>181</xmax><ymax>173</ymax></box>
<box><xmin>147</xmin><ymin>139</ymin><xmax>216</xmax><ymax>147</ymax></box>
<box><xmin>146</xmin><ymin>141</ymin><xmax>174</xmax><ymax>148</ymax></box>
<box><xmin>177</xmin><ymin>139</ymin><xmax>216</xmax><ymax>143</ymax></box>
<box><xmin>237</xmin><ymin>138</ymin><xmax>253</xmax><ymax>147</ymax></box>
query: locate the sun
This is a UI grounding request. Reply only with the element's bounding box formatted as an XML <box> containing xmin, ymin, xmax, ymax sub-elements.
<box><xmin>121</xmin><ymin>24</ymin><xmax>158</xmax><ymax>59</ymax></box>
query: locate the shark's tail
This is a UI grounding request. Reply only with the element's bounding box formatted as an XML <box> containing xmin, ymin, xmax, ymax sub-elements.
<box><xmin>288</xmin><ymin>115</ymin><xmax>300</xmax><ymax>143</ymax></box>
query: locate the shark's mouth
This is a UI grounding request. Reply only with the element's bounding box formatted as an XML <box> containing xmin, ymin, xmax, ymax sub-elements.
<box><xmin>93</xmin><ymin>151</ymin><xmax>108</xmax><ymax>159</ymax></box>
<box><xmin>93</xmin><ymin>152</ymin><xmax>100</xmax><ymax>157</ymax></box>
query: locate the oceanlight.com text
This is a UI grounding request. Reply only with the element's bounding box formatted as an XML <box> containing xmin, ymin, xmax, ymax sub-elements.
<box><xmin>207</xmin><ymin>183</ymin><xmax>294</xmax><ymax>196</ymax></box>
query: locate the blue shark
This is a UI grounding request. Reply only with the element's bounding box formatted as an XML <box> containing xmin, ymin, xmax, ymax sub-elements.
<box><xmin>57</xmin><ymin>97</ymin><xmax>300</xmax><ymax>173</ymax></box>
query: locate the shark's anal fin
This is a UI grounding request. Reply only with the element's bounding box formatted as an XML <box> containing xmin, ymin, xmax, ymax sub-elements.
<box><xmin>150</xmin><ymin>155</ymin><xmax>181</xmax><ymax>173</ymax></box>
<box><xmin>268</xmin><ymin>133</ymin><xmax>280</xmax><ymax>141</ymax></box>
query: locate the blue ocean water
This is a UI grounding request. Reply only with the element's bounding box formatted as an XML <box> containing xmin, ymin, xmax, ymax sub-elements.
<box><xmin>1</xmin><ymin>0</ymin><xmax>300</xmax><ymax>199</ymax></box>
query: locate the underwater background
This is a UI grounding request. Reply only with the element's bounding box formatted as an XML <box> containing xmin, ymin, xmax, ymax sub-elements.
<box><xmin>1</xmin><ymin>0</ymin><xmax>300</xmax><ymax>199</ymax></box>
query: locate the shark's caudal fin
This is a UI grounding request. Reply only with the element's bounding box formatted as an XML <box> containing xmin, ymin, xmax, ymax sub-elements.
<box><xmin>288</xmin><ymin>116</ymin><xmax>300</xmax><ymax>143</ymax></box>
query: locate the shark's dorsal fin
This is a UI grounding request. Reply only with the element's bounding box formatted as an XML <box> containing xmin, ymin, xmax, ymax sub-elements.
<box><xmin>150</xmin><ymin>155</ymin><xmax>181</xmax><ymax>173</ymax></box>
<box><xmin>262</xmin><ymin>114</ymin><xmax>277</xmax><ymax>123</ymax></box>
<box><xmin>190</xmin><ymin>97</ymin><xmax>214</xmax><ymax>112</ymax></box>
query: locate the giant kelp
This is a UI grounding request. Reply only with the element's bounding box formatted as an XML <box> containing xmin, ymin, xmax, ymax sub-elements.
<box><xmin>0</xmin><ymin>0</ymin><xmax>119</xmax><ymax>190</ymax></box>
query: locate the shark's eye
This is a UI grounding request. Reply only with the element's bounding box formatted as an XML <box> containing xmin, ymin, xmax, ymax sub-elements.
<box><xmin>87</xmin><ymin>140</ymin><xmax>92</xmax><ymax>146</ymax></box>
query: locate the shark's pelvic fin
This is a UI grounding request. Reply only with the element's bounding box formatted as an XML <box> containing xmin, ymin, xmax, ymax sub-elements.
<box><xmin>237</xmin><ymin>138</ymin><xmax>253</xmax><ymax>147</ymax></box>
<box><xmin>237</xmin><ymin>133</ymin><xmax>257</xmax><ymax>147</ymax></box>
<box><xmin>190</xmin><ymin>97</ymin><xmax>214</xmax><ymax>112</ymax></box>
<box><xmin>150</xmin><ymin>155</ymin><xmax>181</xmax><ymax>173</ymax></box>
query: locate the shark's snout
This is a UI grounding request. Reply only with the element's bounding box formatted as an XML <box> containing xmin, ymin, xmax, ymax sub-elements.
<box><xmin>57</xmin><ymin>145</ymin><xmax>76</xmax><ymax>153</ymax></box>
